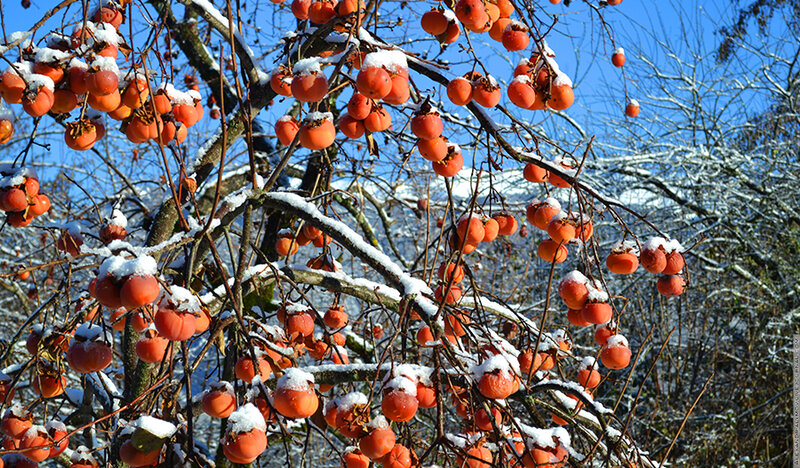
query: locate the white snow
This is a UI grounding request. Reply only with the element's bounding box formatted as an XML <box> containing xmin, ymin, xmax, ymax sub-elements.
<box><xmin>131</xmin><ymin>415</ymin><xmax>177</xmax><ymax>439</ymax></box>
<box><xmin>361</xmin><ymin>50</ymin><xmax>408</xmax><ymax>73</ymax></box>
<box><xmin>277</xmin><ymin>367</ymin><xmax>315</xmax><ymax>390</ymax></box>
<box><xmin>227</xmin><ymin>403</ymin><xmax>266</xmax><ymax>433</ymax></box>
<box><xmin>293</xmin><ymin>57</ymin><xmax>322</xmax><ymax>75</ymax></box>
<box><xmin>606</xmin><ymin>334</ymin><xmax>628</xmax><ymax>348</ymax></box>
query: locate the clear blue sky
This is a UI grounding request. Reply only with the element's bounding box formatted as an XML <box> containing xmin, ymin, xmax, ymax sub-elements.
<box><xmin>0</xmin><ymin>0</ymin><xmax>778</xmax><ymax>175</ymax></box>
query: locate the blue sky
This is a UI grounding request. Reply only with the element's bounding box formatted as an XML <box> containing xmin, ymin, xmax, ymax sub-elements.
<box><xmin>0</xmin><ymin>0</ymin><xmax>782</xmax><ymax>189</ymax></box>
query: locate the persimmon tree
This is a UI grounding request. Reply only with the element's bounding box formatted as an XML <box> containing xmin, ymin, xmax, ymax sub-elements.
<box><xmin>0</xmin><ymin>0</ymin><xmax>695</xmax><ymax>467</ymax></box>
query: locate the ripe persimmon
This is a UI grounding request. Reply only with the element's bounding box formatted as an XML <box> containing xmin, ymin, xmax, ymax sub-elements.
<box><xmin>359</xmin><ymin>425</ymin><xmax>396</xmax><ymax>460</ymax></box>
<box><xmin>472</xmin><ymin>77</ymin><xmax>502</xmax><ymax>108</ymax></box>
<box><xmin>433</xmin><ymin>144</ymin><xmax>463</xmax><ymax>177</ymax></box>
<box><xmin>22</xmin><ymin>86</ymin><xmax>54</xmax><ymax>117</ymax></box>
<box><xmin>299</xmin><ymin>115</ymin><xmax>336</xmax><ymax>150</ymax></box>
<box><xmin>437</xmin><ymin>21</ymin><xmax>461</xmax><ymax>44</ymax></box>
<box><xmin>421</xmin><ymin>9</ymin><xmax>448</xmax><ymax>35</ymax></box>
<box><xmin>342</xmin><ymin>449</ymin><xmax>370</xmax><ymax>468</ymax></box>
<box><xmin>275</xmin><ymin>115</ymin><xmax>300</xmax><ymax>146</ymax></box>
<box><xmin>577</xmin><ymin>363</ymin><xmax>601</xmax><ymax>389</ymax></box>
<box><xmin>87</xmin><ymin>89</ymin><xmax>121</xmax><ymax>112</ymax></box>
<box><xmin>558</xmin><ymin>273</ymin><xmax>590</xmax><ymax>310</ymax></box>
<box><xmin>567</xmin><ymin>308</ymin><xmax>591</xmax><ymax>327</ymax></box>
<box><xmin>656</xmin><ymin>275</ymin><xmax>686</xmax><ymax>297</ymax></box>
<box><xmin>202</xmin><ymin>382</ymin><xmax>237</xmax><ymax>418</ymax></box>
<box><xmin>600</xmin><ymin>335</ymin><xmax>631</xmax><ymax>369</ymax></box>
<box><xmin>120</xmin><ymin>275</ymin><xmax>160</xmax><ymax>310</ymax></box>
<box><xmin>538</xmin><ymin>239</ymin><xmax>568</xmax><ymax>263</ymax></box>
<box><xmin>457</xmin><ymin>445</ymin><xmax>493</xmax><ymax>468</ymax></box>
<box><xmin>494</xmin><ymin>214</ymin><xmax>518</xmax><ymax>235</ymax></box>
<box><xmin>458</xmin><ymin>216</ymin><xmax>485</xmax><ymax>244</ymax></box>
<box><xmin>120</xmin><ymin>440</ymin><xmax>160</xmax><ymax>467</ymax></box>
<box><xmin>272</xmin><ymin>372</ymin><xmax>318</xmax><ymax>419</ymax></box>
<box><xmin>19</xmin><ymin>426</ymin><xmax>50</xmax><ymax>462</ymax></box>
<box><xmin>51</xmin><ymin>89</ymin><xmax>78</xmax><ymax>113</ymax></box>
<box><xmin>234</xmin><ymin>355</ymin><xmax>271</xmax><ymax>381</ymax></box>
<box><xmin>154</xmin><ymin>305</ymin><xmax>197</xmax><ymax>341</ymax></box>
<box><xmin>607</xmin><ymin>251</ymin><xmax>639</xmax><ymax>274</ymax></box>
<box><xmin>447</xmin><ymin>77</ymin><xmax>473</xmax><ymax>106</ymax></box>
<box><xmin>363</xmin><ymin>106</ymin><xmax>391</xmax><ymax>132</ymax></box>
<box><xmin>291</xmin><ymin>0</ymin><xmax>311</xmax><ymax>19</ymax></box>
<box><xmin>64</xmin><ymin>119</ymin><xmax>97</xmax><ymax>151</ymax></box>
<box><xmin>382</xmin><ymin>386</ymin><xmax>418</xmax><ymax>422</ymax></box>
<box><xmin>383</xmin><ymin>72</ymin><xmax>410</xmax><ymax>105</ymax></box>
<box><xmin>31</xmin><ymin>371</ymin><xmax>67</xmax><ymax>398</ymax></box>
<box><xmin>270</xmin><ymin>66</ymin><xmax>293</xmax><ymax>96</ymax></box>
<box><xmin>380</xmin><ymin>444</ymin><xmax>413</xmax><ymax>468</ymax></box>
<box><xmin>527</xmin><ymin>200</ymin><xmax>560</xmax><ymax>230</ymax></box>
<box><xmin>662</xmin><ymin>251</ymin><xmax>685</xmax><ymax>275</ymax></box>
<box><xmin>122</xmin><ymin>79</ymin><xmax>150</xmax><ymax>108</ymax></box>
<box><xmin>67</xmin><ymin>339</ymin><xmax>113</xmax><ymax>373</ymax></box>
<box><xmin>347</xmin><ymin>92</ymin><xmax>372</xmax><ymax>120</ymax></box>
<box><xmin>418</xmin><ymin>137</ymin><xmax>448</xmax><ymax>161</ymax></box>
<box><xmin>477</xmin><ymin>370</ymin><xmax>516</xmax><ymax>399</ymax></box>
<box><xmin>135</xmin><ymin>328</ymin><xmax>169</xmax><ymax>363</ymax></box>
<box><xmin>581</xmin><ymin>301</ymin><xmax>612</xmax><ymax>324</ymax></box>
<box><xmin>410</xmin><ymin>112</ymin><xmax>443</xmax><ymax>140</ymax></box>
<box><xmin>275</xmin><ymin>236</ymin><xmax>299</xmax><ymax>256</ymax></box>
<box><xmin>474</xmin><ymin>407</ymin><xmax>502</xmax><ymax>431</ymax></box>
<box><xmin>548</xmin><ymin>82</ymin><xmax>574</xmax><ymax>111</ymax></box>
<box><xmin>85</xmin><ymin>69</ymin><xmax>119</xmax><ymax>96</ymax></box>
<box><xmin>291</xmin><ymin>72</ymin><xmax>328</xmax><ymax>102</ymax></box>
<box><xmin>612</xmin><ymin>48</ymin><xmax>625</xmax><ymax>67</ymax></box>
<box><xmin>323</xmin><ymin>305</ymin><xmax>348</xmax><ymax>329</ymax></box>
<box><xmin>640</xmin><ymin>246</ymin><xmax>667</xmax><ymax>273</ymax></box>
<box><xmin>547</xmin><ymin>216</ymin><xmax>577</xmax><ymax>243</ymax></box>
<box><xmin>626</xmin><ymin>100</ymin><xmax>640</xmax><ymax>117</ymax></box>
<box><xmin>502</xmin><ymin>22</ymin><xmax>530</xmax><ymax>51</ymax></box>
<box><xmin>0</xmin><ymin>72</ymin><xmax>25</xmax><ymax>103</ymax></box>
<box><xmin>482</xmin><ymin>218</ymin><xmax>499</xmax><ymax>242</ymax></box>
<box><xmin>357</xmin><ymin>66</ymin><xmax>392</xmax><ymax>100</ymax></box>
<box><xmin>339</xmin><ymin>114</ymin><xmax>365</xmax><ymax>139</ymax></box>
<box><xmin>308</xmin><ymin>0</ymin><xmax>336</xmax><ymax>24</ymax></box>
<box><xmin>455</xmin><ymin>0</ymin><xmax>488</xmax><ymax>28</ymax></box>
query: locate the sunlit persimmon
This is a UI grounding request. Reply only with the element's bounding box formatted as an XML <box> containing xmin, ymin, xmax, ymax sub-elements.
<box><xmin>135</xmin><ymin>328</ymin><xmax>169</xmax><ymax>363</ymax></box>
<box><xmin>657</xmin><ymin>275</ymin><xmax>686</xmax><ymax>297</ymax></box>
<box><xmin>119</xmin><ymin>440</ymin><xmax>160</xmax><ymax>467</ymax></box>
<box><xmin>418</xmin><ymin>137</ymin><xmax>448</xmax><ymax>161</ymax></box>
<box><xmin>359</xmin><ymin>426</ymin><xmax>395</xmax><ymax>460</ymax></box>
<box><xmin>581</xmin><ymin>301</ymin><xmax>612</xmax><ymax>324</ymax></box>
<box><xmin>155</xmin><ymin>305</ymin><xmax>197</xmax><ymax>341</ymax></box>
<box><xmin>472</xmin><ymin>77</ymin><xmax>502</xmax><ymax>108</ymax></box>
<box><xmin>662</xmin><ymin>251</ymin><xmax>685</xmax><ymax>275</ymax></box>
<box><xmin>299</xmin><ymin>116</ymin><xmax>336</xmax><ymax>150</ymax></box>
<box><xmin>22</xmin><ymin>86</ymin><xmax>54</xmax><ymax>117</ymax></box>
<box><xmin>88</xmin><ymin>89</ymin><xmax>121</xmax><ymax>112</ymax></box>
<box><xmin>538</xmin><ymin>239</ymin><xmax>568</xmax><ymax>263</ymax></box>
<box><xmin>411</xmin><ymin>112</ymin><xmax>443</xmax><ymax>140</ymax></box>
<box><xmin>502</xmin><ymin>22</ymin><xmax>530</xmax><ymax>51</ymax></box>
<box><xmin>607</xmin><ymin>251</ymin><xmax>639</xmax><ymax>274</ymax></box>
<box><xmin>421</xmin><ymin>9</ymin><xmax>448</xmax><ymax>35</ymax></box>
<box><xmin>234</xmin><ymin>355</ymin><xmax>271</xmax><ymax>382</ymax></box>
<box><xmin>201</xmin><ymin>382</ymin><xmax>237</xmax><ymax>418</ymax></box>
<box><xmin>363</xmin><ymin>106</ymin><xmax>391</xmax><ymax>133</ymax></box>
<box><xmin>85</xmin><ymin>69</ymin><xmax>119</xmax><ymax>96</ymax></box>
<box><xmin>120</xmin><ymin>275</ymin><xmax>160</xmax><ymax>310</ymax></box>
<box><xmin>0</xmin><ymin>72</ymin><xmax>25</xmax><ymax>103</ymax></box>
<box><xmin>291</xmin><ymin>72</ymin><xmax>328</xmax><ymax>102</ymax></box>
<box><xmin>339</xmin><ymin>114</ymin><xmax>365</xmax><ymax>139</ymax></box>
<box><xmin>447</xmin><ymin>77</ymin><xmax>473</xmax><ymax>106</ymax></box>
